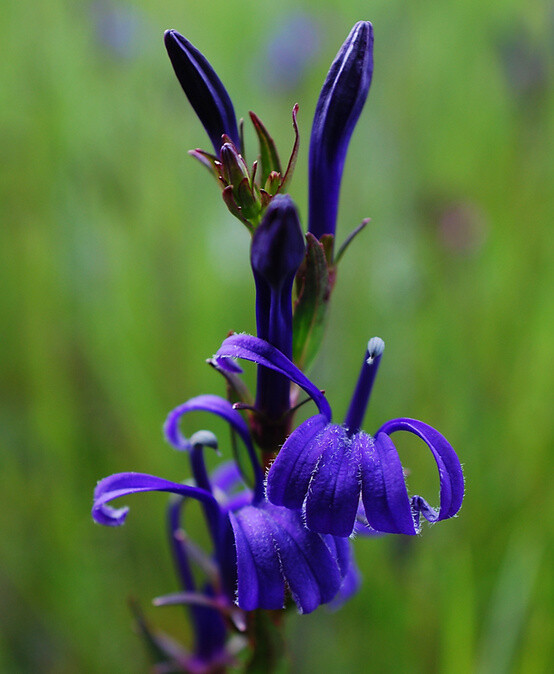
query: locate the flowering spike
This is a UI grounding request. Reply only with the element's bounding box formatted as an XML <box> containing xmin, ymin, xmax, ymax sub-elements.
<box><xmin>308</xmin><ymin>21</ymin><xmax>374</xmax><ymax>241</ymax></box>
<box><xmin>164</xmin><ymin>30</ymin><xmax>240</xmax><ymax>153</ymax></box>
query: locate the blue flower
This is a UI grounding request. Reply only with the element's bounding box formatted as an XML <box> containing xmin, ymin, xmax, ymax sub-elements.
<box><xmin>214</xmin><ymin>333</ymin><xmax>465</xmax><ymax>538</ymax></box>
<box><xmin>93</xmin><ymin>394</ymin><xmax>358</xmax><ymax>615</ymax></box>
<box><xmin>164</xmin><ymin>29</ymin><xmax>241</xmax><ymax>153</ymax></box>
<box><xmin>308</xmin><ymin>21</ymin><xmax>374</xmax><ymax>240</ymax></box>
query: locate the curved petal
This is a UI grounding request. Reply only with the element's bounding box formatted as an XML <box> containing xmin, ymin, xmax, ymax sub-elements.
<box><xmin>164</xmin><ymin>394</ymin><xmax>264</xmax><ymax>500</ymax></box>
<box><xmin>266</xmin><ymin>414</ymin><xmax>328</xmax><ymax>509</ymax></box>
<box><xmin>376</xmin><ymin>418</ymin><xmax>464</xmax><ymax>525</ymax></box>
<box><xmin>93</xmin><ymin>472</ymin><xmax>219</xmax><ymax>527</ymax></box>
<box><xmin>165</xmin><ymin>394</ymin><xmax>250</xmax><ymax>452</ymax></box>
<box><xmin>214</xmin><ymin>334</ymin><xmax>332</xmax><ymax>420</ymax></box>
<box><xmin>358</xmin><ymin>432</ymin><xmax>417</xmax><ymax>535</ymax></box>
<box><xmin>305</xmin><ymin>424</ymin><xmax>361</xmax><ymax>537</ymax></box>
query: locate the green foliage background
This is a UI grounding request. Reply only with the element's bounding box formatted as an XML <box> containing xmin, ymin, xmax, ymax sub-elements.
<box><xmin>1</xmin><ymin>0</ymin><xmax>552</xmax><ymax>671</ymax></box>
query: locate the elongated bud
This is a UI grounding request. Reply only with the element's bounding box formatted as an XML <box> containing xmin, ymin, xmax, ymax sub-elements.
<box><xmin>164</xmin><ymin>29</ymin><xmax>241</xmax><ymax>152</ymax></box>
<box><xmin>251</xmin><ymin>195</ymin><xmax>305</xmax><ymax>439</ymax></box>
<box><xmin>308</xmin><ymin>21</ymin><xmax>374</xmax><ymax>240</ymax></box>
<box><xmin>251</xmin><ymin>195</ymin><xmax>305</xmax><ymax>291</ymax></box>
<box><xmin>220</xmin><ymin>142</ymin><xmax>250</xmax><ymax>193</ymax></box>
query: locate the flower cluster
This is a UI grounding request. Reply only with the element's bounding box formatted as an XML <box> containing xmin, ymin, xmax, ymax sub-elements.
<box><xmin>93</xmin><ymin>21</ymin><xmax>464</xmax><ymax>672</ymax></box>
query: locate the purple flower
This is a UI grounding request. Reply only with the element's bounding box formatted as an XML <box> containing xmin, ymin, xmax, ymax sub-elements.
<box><xmin>164</xmin><ymin>30</ymin><xmax>240</xmax><ymax>153</ymax></box>
<box><xmin>215</xmin><ymin>333</ymin><xmax>464</xmax><ymax>538</ymax></box>
<box><xmin>308</xmin><ymin>21</ymin><xmax>374</xmax><ymax>240</ymax></box>
<box><xmin>251</xmin><ymin>195</ymin><xmax>305</xmax><ymax>423</ymax></box>
<box><xmin>93</xmin><ymin>394</ymin><xmax>358</xmax><ymax>615</ymax></box>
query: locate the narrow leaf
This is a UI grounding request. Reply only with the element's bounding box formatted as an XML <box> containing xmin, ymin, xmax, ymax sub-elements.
<box><xmin>249</xmin><ymin>111</ymin><xmax>282</xmax><ymax>184</ymax></box>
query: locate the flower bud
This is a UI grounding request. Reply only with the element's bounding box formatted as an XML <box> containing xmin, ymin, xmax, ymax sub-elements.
<box><xmin>308</xmin><ymin>21</ymin><xmax>374</xmax><ymax>240</ymax></box>
<box><xmin>164</xmin><ymin>29</ymin><xmax>240</xmax><ymax>153</ymax></box>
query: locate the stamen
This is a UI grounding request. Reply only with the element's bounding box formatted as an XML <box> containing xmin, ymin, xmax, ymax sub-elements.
<box><xmin>344</xmin><ymin>337</ymin><xmax>385</xmax><ymax>434</ymax></box>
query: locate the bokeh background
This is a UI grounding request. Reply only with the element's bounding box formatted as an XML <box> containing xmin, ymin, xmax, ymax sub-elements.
<box><xmin>1</xmin><ymin>0</ymin><xmax>552</xmax><ymax>671</ymax></box>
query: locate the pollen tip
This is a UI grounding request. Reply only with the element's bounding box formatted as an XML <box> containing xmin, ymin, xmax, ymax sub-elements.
<box><xmin>366</xmin><ymin>336</ymin><xmax>385</xmax><ymax>363</ymax></box>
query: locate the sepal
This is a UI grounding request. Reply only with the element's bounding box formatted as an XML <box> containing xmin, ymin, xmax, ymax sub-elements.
<box><xmin>292</xmin><ymin>233</ymin><xmax>335</xmax><ymax>371</ymax></box>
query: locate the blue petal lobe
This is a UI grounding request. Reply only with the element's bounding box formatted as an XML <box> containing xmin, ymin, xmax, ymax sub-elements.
<box><xmin>93</xmin><ymin>472</ymin><xmax>218</xmax><ymax>527</ymax></box>
<box><xmin>266</xmin><ymin>414</ymin><xmax>328</xmax><ymax>508</ymax></box>
<box><xmin>230</xmin><ymin>502</ymin><xmax>344</xmax><ymax>613</ymax></box>
<box><xmin>268</xmin><ymin>506</ymin><xmax>342</xmax><ymax>613</ymax></box>
<box><xmin>305</xmin><ymin>424</ymin><xmax>361</xmax><ymax>536</ymax></box>
<box><xmin>376</xmin><ymin>417</ymin><xmax>464</xmax><ymax>524</ymax></box>
<box><xmin>358</xmin><ymin>432</ymin><xmax>417</xmax><ymax>534</ymax></box>
<box><xmin>215</xmin><ymin>334</ymin><xmax>332</xmax><ymax>420</ymax></box>
<box><xmin>229</xmin><ymin>506</ymin><xmax>284</xmax><ymax>611</ymax></box>
<box><xmin>164</xmin><ymin>394</ymin><xmax>264</xmax><ymax>500</ymax></box>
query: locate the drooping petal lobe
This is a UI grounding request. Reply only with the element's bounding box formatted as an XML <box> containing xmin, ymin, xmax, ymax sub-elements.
<box><xmin>165</xmin><ymin>394</ymin><xmax>251</xmax><ymax>453</ymax></box>
<box><xmin>304</xmin><ymin>424</ymin><xmax>361</xmax><ymax>536</ymax></box>
<box><xmin>230</xmin><ymin>502</ymin><xmax>346</xmax><ymax>613</ymax></box>
<box><xmin>266</xmin><ymin>414</ymin><xmax>328</xmax><ymax>509</ymax></box>
<box><xmin>358</xmin><ymin>431</ymin><xmax>417</xmax><ymax>534</ymax></box>
<box><xmin>164</xmin><ymin>29</ymin><xmax>240</xmax><ymax>152</ymax></box>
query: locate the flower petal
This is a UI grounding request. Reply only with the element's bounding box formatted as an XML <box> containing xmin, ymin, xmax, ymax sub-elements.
<box><xmin>358</xmin><ymin>431</ymin><xmax>417</xmax><ymax>535</ymax></box>
<box><xmin>304</xmin><ymin>424</ymin><xmax>361</xmax><ymax>536</ymax></box>
<box><xmin>266</xmin><ymin>414</ymin><xmax>328</xmax><ymax>509</ymax></box>
<box><xmin>229</xmin><ymin>506</ymin><xmax>284</xmax><ymax>611</ymax></box>
<box><xmin>215</xmin><ymin>334</ymin><xmax>332</xmax><ymax>419</ymax></box>
<box><xmin>268</xmin><ymin>506</ymin><xmax>343</xmax><ymax>613</ymax></box>
<box><xmin>164</xmin><ymin>394</ymin><xmax>249</xmax><ymax>452</ymax></box>
<box><xmin>164</xmin><ymin>394</ymin><xmax>264</xmax><ymax>500</ymax></box>
<box><xmin>230</xmin><ymin>502</ymin><xmax>344</xmax><ymax>614</ymax></box>
<box><xmin>376</xmin><ymin>417</ymin><xmax>464</xmax><ymax>525</ymax></box>
<box><xmin>93</xmin><ymin>472</ymin><xmax>218</xmax><ymax>527</ymax></box>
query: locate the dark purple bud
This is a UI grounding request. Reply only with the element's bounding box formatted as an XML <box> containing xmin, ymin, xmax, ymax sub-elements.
<box><xmin>251</xmin><ymin>195</ymin><xmax>305</xmax><ymax>292</ymax></box>
<box><xmin>250</xmin><ymin>195</ymin><xmax>305</xmax><ymax>427</ymax></box>
<box><xmin>164</xmin><ymin>29</ymin><xmax>241</xmax><ymax>153</ymax></box>
<box><xmin>220</xmin><ymin>141</ymin><xmax>250</xmax><ymax>193</ymax></box>
<box><xmin>308</xmin><ymin>21</ymin><xmax>374</xmax><ymax>240</ymax></box>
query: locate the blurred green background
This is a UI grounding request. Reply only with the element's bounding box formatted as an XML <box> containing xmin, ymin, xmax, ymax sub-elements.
<box><xmin>1</xmin><ymin>0</ymin><xmax>552</xmax><ymax>671</ymax></box>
